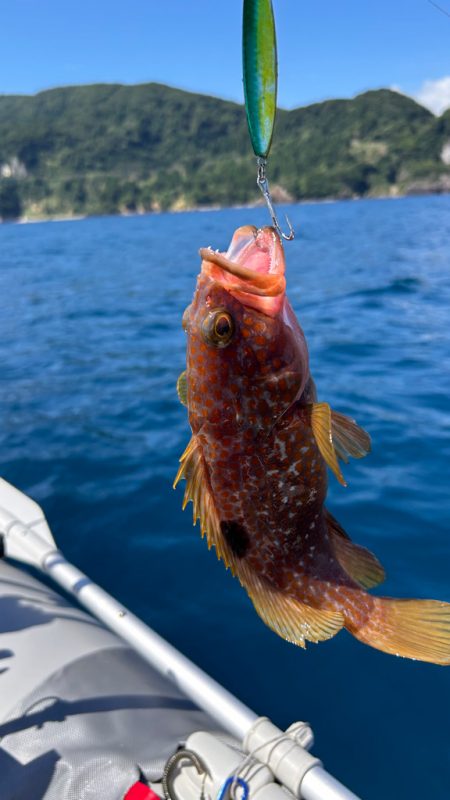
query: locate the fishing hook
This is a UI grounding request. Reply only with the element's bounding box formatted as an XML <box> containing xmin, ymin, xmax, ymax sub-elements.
<box><xmin>162</xmin><ymin>749</ymin><xmax>209</xmax><ymax>800</ymax></box>
<box><xmin>256</xmin><ymin>157</ymin><xmax>294</xmax><ymax>241</ymax></box>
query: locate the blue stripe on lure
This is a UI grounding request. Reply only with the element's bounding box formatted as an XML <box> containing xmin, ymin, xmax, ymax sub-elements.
<box><xmin>242</xmin><ymin>0</ymin><xmax>294</xmax><ymax>241</ymax></box>
<box><xmin>242</xmin><ymin>0</ymin><xmax>277</xmax><ymax>160</ymax></box>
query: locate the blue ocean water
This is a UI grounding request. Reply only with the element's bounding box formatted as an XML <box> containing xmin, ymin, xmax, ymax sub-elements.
<box><xmin>1</xmin><ymin>195</ymin><xmax>450</xmax><ymax>799</ymax></box>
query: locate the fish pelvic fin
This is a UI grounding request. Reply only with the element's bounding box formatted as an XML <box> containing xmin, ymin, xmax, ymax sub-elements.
<box><xmin>310</xmin><ymin>403</ymin><xmax>371</xmax><ymax>486</ymax></box>
<box><xmin>326</xmin><ymin>510</ymin><xmax>385</xmax><ymax>590</ymax></box>
<box><xmin>348</xmin><ymin>596</ymin><xmax>450</xmax><ymax>665</ymax></box>
<box><xmin>239</xmin><ymin>567</ymin><xmax>344</xmax><ymax>648</ymax></box>
<box><xmin>173</xmin><ymin>436</ymin><xmax>236</xmax><ymax>571</ymax></box>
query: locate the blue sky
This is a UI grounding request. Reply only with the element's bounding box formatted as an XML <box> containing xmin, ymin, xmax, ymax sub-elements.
<box><xmin>2</xmin><ymin>0</ymin><xmax>450</xmax><ymax>112</ymax></box>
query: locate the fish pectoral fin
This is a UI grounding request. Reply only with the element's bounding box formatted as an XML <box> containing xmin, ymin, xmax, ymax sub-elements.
<box><xmin>326</xmin><ymin>510</ymin><xmax>385</xmax><ymax>589</ymax></box>
<box><xmin>310</xmin><ymin>403</ymin><xmax>371</xmax><ymax>486</ymax></box>
<box><xmin>310</xmin><ymin>402</ymin><xmax>347</xmax><ymax>486</ymax></box>
<box><xmin>330</xmin><ymin>409</ymin><xmax>371</xmax><ymax>462</ymax></box>
<box><xmin>176</xmin><ymin>370</ymin><xmax>188</xmax><ymax>407</ymax></box>
<box><xmin>240</xmin><ymin>567</ymin><xmax>344</xmax><ymax>647</ymax></box>
<box><xmin>173</xmin><ymin>436</ymin><xmax>235</xmax><ymax>571</ymax></box>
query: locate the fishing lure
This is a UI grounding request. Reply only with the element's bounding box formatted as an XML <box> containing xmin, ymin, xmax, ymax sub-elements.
<box><xmin>243</xmin><ymin>0</ymin><xmax>294</xmax><ymax>240</ymax></box>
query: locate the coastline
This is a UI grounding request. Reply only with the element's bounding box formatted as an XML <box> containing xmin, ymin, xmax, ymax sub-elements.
<box><xmin>4</xmin><ymin>185</ymin><xmax>449</xmax><ymax>226</ymax></box>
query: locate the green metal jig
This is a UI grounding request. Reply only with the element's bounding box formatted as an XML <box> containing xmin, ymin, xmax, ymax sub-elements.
<box><xmin>242</xmin><ymin>0</ymin><xmax>294</xmax><ymax>240</ymax></box>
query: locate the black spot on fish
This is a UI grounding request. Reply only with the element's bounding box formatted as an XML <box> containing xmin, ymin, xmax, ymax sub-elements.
<box><xmin>220</xmin><ymin>520</ymin><xmax>250</xmax><ymax>558</ymax></box>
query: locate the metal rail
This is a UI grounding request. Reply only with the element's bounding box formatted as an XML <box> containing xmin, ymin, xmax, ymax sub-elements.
<box><xmin>0</xmin><ymin>478</ymin><xmax>361</xmax><ymax>800</ymax></box>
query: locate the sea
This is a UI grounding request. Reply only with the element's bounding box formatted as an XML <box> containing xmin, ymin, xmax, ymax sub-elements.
<box><xmin>1</xmin><ymin>195</ymin><xmax>450</xmax><ymax>799</ymax></box>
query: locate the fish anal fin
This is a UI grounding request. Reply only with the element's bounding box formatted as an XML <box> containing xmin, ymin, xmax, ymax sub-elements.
<box><xmin>239</xmin><ymin>566</ymin><xmax>344</xmax><ymax>647</ymax></box>
<box><xmin>176</xmin><ymin>370</ymin><xmax>188</xmax><ymax>407</ymax></box>
<box><xmin>331</xmin><ymin>409</ymin><xmax>371</xmax><ymax>462</ymax></box>
<box><xmin>326</xmin><ymin>510</ymin><xmax>385</xmax><ymax>589</ymax></box>
<box><xmin>331</xmin><ymin>532</ymin><xmax>385</xmax><ymax>590</ymax></box>
<box><xmin>174</xmin><ymin>436</ymin><xmax>236</xmax><ymax>571</ymax></box>
<box><xmin>310</xmin><ymin>402</ymin><xmax>347</xmax><ymax>486</ymax></box>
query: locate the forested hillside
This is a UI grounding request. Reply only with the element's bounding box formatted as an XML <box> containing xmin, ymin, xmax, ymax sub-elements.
<box><xmin>0</xmin><ymin>83</ymin><xmax>449</xmax><ymax>220</ymax></box>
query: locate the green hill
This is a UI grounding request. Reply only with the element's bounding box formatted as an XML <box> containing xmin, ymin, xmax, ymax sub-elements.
<box><xmin>0</xmin><ymin>83</ymin><xmax>449</xmax><ymax>220</ymax></box>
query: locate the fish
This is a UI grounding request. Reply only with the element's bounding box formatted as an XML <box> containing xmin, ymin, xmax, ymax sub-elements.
<box><xmin>175</xmin><ymin>224</ymin><xmax>450</xmax><ymax>665</ymax></box>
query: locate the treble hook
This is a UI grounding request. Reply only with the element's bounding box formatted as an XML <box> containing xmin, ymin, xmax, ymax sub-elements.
<box><xmin>256</xmin><ymin>157</ymin><xmax>294</xmax><ymax>241</ymax></box>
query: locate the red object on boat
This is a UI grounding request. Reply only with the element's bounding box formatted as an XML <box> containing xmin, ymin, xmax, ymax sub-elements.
<box><xmin>124</xmin><ymin>782</ymin><xmax>160</xmax><ymax>800</ymax></box>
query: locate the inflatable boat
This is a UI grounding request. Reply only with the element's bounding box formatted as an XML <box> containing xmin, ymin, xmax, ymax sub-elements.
<box><xmin>0</xmin><ymin>478</ymin><xmax>360</xmax><ymax>800</ymax></box>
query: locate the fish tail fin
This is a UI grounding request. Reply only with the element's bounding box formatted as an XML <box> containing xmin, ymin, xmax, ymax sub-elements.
<box><xmin>348</xmin><ymin>596</ymin><xmax>450</xmax><ymax>665</ymax></box>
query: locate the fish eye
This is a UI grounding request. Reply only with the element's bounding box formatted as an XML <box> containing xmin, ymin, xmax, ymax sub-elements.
<box><xmin>201</xmin><ymin>308</ymin><xmax>235</xmax><ymax>348</ymax></box>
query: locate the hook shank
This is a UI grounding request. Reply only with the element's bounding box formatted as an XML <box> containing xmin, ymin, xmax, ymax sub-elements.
<box><xmin>256</xmin><ymin>158</ymin><xmax>294</xmax><ymax>241</ymax></box>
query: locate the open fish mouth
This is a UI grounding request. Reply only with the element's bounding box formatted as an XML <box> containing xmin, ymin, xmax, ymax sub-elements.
<box><xmin>199</xmin><ymin>225</ymin><xmax>286</xmax><ymax>299</ymax></box>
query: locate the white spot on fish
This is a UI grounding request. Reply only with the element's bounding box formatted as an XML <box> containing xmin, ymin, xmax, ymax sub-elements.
<box><xmin>275</xmin><ymin>438</ymin><xmax>287</xmax><ymax>459</ymax></box>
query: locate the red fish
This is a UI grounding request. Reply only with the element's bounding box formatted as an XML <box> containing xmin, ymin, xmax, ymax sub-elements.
<box><xmin>175</xmin><ymin>225</ymin><xmax>450</xmax><ymax>664</ymax></box>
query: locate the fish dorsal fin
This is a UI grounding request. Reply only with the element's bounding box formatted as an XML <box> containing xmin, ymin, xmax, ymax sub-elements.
<box><xmin>176</xmin><ymin>370</ymin><xmax>188</xmax><ymax>407</ymax></box>
<box><xmin>325</xmin><ymin>510</ymin><xmax>385</xmax><ymax>589</ymax></box>
<box><xmin>242</xmin><ymin>568</ymin><xmax>344</xmax><ymax>647</ymax></box>
<box><xmin>330</xmin><ymin>409</ymin><xmax>371</xmax><ymax>462</ymax></box>
<box><xmin>173</xmin><ymin>436</ymin><xmax>235</xmax><ymax>571</ymax></box>
<box><xmin>310</xmin><ymin>402</ymin><xmax>347</xmax><ymax>486</ymax></box>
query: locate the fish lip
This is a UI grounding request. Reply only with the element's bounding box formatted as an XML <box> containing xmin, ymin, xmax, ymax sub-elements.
<box><xmin>199</xmin><ymin>226</ymin><xmax>286</xmax><ymax>298</ymax></box>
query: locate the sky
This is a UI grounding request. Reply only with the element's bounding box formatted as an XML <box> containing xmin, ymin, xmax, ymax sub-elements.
<box><xmin>2</xmin><ymin>0</ymin><xmax>450</xmax><ymax>114</ymax></box>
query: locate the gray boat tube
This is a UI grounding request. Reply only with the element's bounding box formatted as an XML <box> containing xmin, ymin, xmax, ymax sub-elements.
<box><xmin>0</xmin><ymin>478</ymin><xmax>361</xmax><ymax>800</ymax></box>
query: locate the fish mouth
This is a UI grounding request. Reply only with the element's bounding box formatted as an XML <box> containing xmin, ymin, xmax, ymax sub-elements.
<box><xmin>199</xmin><ymin>225</ymin><xmax>286</xmax><ymax>300</ymax></box>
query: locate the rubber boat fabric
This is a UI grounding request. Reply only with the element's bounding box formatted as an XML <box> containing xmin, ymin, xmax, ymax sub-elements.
<box><xmin>0</xmin><ymin>560</ymin><xmax>223</xmax><ymax>799</ymax></box>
